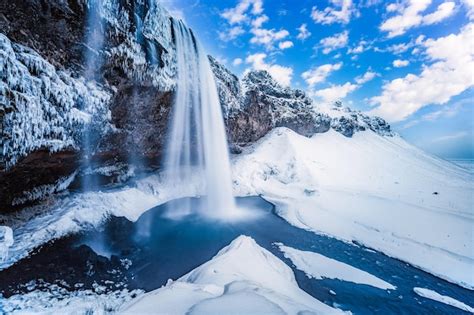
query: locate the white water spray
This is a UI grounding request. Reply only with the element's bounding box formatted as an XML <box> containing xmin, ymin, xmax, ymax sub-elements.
<box><xmin>164</xmin><ymin>19</ymin><xmax>235</xmax><ymax>218</ymax></box>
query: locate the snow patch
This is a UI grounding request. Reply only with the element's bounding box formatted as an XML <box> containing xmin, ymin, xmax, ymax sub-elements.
<box><xmin>278</xmin><ymin>243</ymin><xmax>396</xmax><ymax>290</ymax></box>
<box><xmin>120</xmin><ymin>235</ymin><xmax>347</xmax><ymax>314</ymax></box>
<box><xmin>232</xmin><ymin>127</ymin><xmax>474</xmax><ymax>289</ymax></box>
<box><xmin>413</xmin><ymin>287</ymin><xmax>474</xmax><ymax>313</ymax></box>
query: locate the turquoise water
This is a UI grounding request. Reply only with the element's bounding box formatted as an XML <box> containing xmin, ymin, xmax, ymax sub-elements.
<box><xmin>1</xmin><ymin>197</ymin><xmax>473</xmax><ymax>314</ymax></box>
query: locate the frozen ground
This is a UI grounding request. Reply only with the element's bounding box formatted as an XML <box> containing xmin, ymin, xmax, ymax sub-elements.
<box><xmin>277</xmin><ymin>244</ymin><xmax>395</xmax><ymax>290</ymax></box>
<box><xmin>120</xmin><ymin>235</ymin><xmax>346</xmax><ymax>315</ymax></box>
<box><xmin>0</xmin><ymin>128</ymin><xmax>472</xmax><ymax>313</ymax></box>
<box><xmin>232</xmin><ymin>128</ymin><xmax>474</xmax><ymax>289</ymax></box>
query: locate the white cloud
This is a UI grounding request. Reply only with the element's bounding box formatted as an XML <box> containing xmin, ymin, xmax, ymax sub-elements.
<box><xmin>278</xmin><ymin>41</ymin><xmax>294</xmax><ymax>50</ymax></box>
<box><xmin>251</xmin><ymin>15</ymin><xmax>269</xmax><ymax>28</ymax></box>
<box><xmin>302</xmin><ymin>62</ymin><xmax>343</xmax><ymax>87</ymax></box>
<box><xmin>311</xmin><ymin>0</ymin><xmax>354</xmax><ymax>24</ymax></box>
<box><xmin>355</xmin><ymin>70</ymin><xmax>378</xmax><ymax>84</ymax></box>
<box><xmin>218</xmin><ymin>26</ymin><xmax>245</xmax><ymax>42</ymax></box>
<box><xmin>423</xmin><ymin>1</ymin><xmax>456</xmax><ymax>25</ymax></box>
<box><xmin>313</xmin><ymin>82</ymin><xmax>359</xmax><ymax>102</ymax></box>
<box><xmin>250</xmin><ymin>27</ymin><xmax>290</xmax><ymax>48</ymax></box>
<box><xmin>319</xmin><ymin>31</ymin><xmax>349</xmax><ymax>54</ymax></box>
<box><xmin>463</xmin><ymin>0</ymin><xmax>474</xmax><ymax>19</ymax></box>
<box><xmin>380</xmin><ymin>1</ymin><xmax>456</xmax><ymax>37</ymax></box>
<box><xmin>221</xmin><ymin>0</ymin><xmax>264</xmax><ymax>24</ymax></box>
<box><xmin>370</xmin><ymin>23</ymin><xmax>474</xmax><ymax>122</ymax></box>
<box><xmin>233</xmin><ymin>58</ymin><xmax>243</xmax><ymax>66</ymax></box>
<box><xmin>388</xmin><ymin>42</ymin><xmax>411</xmax><ymax>54</ymax></box>
<box><xmin>393</xmin><ymin>59</ymin><xmax>410</xmax><ymax>67</ymax></box>
<box><xmin>432</xmin><ymin>131</ymin><xmax>469</xmax><ymax>143</ymax></box>
<box><xmin>246</xmin><ymin>53</ymin><xmax>293</xmax><ymax>86</ymax></box>
<box><xmin>297</xmin><ymin>24</ymin><xmax>311</xmax><ymax>40</ymax></box>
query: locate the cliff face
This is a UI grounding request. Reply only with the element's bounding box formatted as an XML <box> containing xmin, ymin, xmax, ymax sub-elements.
<box><xmin>0</xmin><ymin>1</ymin><xmax>393</xmax><ymax>212</ymax></box>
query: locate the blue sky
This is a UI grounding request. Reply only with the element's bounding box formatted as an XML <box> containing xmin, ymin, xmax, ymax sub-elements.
<box><xmin>161</xmin><ymin>0</ymin><xmax>473</xmax><ymax>159</ymax></box>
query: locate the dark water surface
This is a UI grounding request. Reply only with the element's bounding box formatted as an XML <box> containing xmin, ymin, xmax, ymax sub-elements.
<box><xmin>1</xmin><ymin>197</ymin><xmax>473</xmax><ymax>314</ymax></box>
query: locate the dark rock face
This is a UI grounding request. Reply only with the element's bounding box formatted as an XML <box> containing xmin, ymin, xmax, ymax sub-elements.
<box><xmin>0</xmin><ymin>0</ymin><xmax>87</xmax><ymax>70</ymax></box>
<box><xmin>0</xmin><ymin>1</ymin><xmax>393</xmax><ymax>212</ymax></box>
<box><xmin>210</xmin><ymin>66</ymin><xmax>332</xmax><ymax>145</ymax></box>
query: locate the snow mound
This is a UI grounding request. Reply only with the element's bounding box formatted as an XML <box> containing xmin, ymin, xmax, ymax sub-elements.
<box><xmin>278</xmin><ymin>244</ymin><xmax>396</xmax><ymax>290</ymax></box>
<box><xmin>413</xmin><ymin>287</ymin><xmax>474</xmax><ymax>313</ymax></box>
<box><xmin>120</xmin><ymin>235</ymin><xmax>347</xmax><ymax>315</ymax></box>
<box><xmin>233</xmin><ymin>127</ymin><xmax>474</xmax><ymax>289</ymax></box>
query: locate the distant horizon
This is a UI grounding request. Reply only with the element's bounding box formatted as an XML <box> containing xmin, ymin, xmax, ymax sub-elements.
<box><xmin>161</xmin><ymin>0</ymin><xmax>474</xmax><ymax>159</ymax></box>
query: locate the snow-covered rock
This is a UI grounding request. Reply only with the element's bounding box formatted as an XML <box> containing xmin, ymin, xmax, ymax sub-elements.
<box><xmin>232</xmin><ymin>127</ymin><xmax>474</xmax><ymax>289</ymax></box>
<box><xmin>0</xmin><ymin>226</ymin><xmax>13</xmax><ymax>263</ymax></box>
<box><xmin>120</xmin><ymin>235</ymin><xmax>346</xmax><ymax>315</ymax></box>
<box><xmin>0</xmin><ymin>33</ymin><xmax>110</xmax><ymax>169</ymax></box>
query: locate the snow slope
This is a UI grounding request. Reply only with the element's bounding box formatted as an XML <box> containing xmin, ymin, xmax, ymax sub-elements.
<box><xmin>120</xmin><ymin>235</ymin><xmax>346</xmax><ymax>315</ymax></box>
<box><xmin>278</xmin><ymin>244</ymin><xmax>395</xmax><ymax>290</ymax></box>
<box><xmin>413</xmin><ymin>287</ymin><xmax>474</xmax><ymax>313</ymax></box>
<box><xmin>232</xmin><ymin>128</ymin><xmax>474</xmax><ymax>289</ymax></box>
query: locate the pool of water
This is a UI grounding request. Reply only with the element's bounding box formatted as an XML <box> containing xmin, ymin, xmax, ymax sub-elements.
<box><xmin>1</xmin><ymin>196</ymin><xmax>472</xmax><ymax>314</ymax></box>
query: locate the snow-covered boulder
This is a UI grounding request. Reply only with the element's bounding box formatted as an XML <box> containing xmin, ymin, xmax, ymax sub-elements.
<box><xmin>121</xmin><ymin>235</ymin><xmax>345</xmax><ymax>314</ymax></box>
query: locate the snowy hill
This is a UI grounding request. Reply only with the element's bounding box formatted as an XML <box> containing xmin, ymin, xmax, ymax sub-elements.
<box><xmin>120</xmin><ymin>236</ymin><xmax>345</xmax><ymax>315</ymax></box>
<box><xmin>232</xmin><ymin>127</ymin><xmax>474</xmax><ymax>289</ymax></box>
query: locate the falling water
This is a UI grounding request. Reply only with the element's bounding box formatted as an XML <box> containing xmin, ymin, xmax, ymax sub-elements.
<box><xmin>81</xmin><ymin>0</ymin><xmax>105</xmax><ymax>191</ymax></box>
<box><xmin>164</xmin><ymin>19</ymin><xmax>235</xmax><ymax>218</ymax></box>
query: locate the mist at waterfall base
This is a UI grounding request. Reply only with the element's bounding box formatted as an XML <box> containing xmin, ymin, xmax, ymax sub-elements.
<box><xmin>162</xmin><ymin>19</ymin><xmax>237</xmax><ymax>220</ymax></box>
<box><xmin>2</xmin><ymin>196</ymin><xmax>472</xmax><ymax>314</ymax></box>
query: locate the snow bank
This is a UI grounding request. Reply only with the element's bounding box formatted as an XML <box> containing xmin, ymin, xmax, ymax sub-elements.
<box><xmin>1</xmin><ymin>285</ymin><xmax>140</xmax><ymax>315</ymax></box>
<box><xmin>413</xmin><ymin>287</ymin><xmax>474</xmax><ymax>313</ymax></box>
<box><xmin>120</xmin><ymin>235</ymin><xmax>346</xmax><ymax>315</ymax></box>
<box><xmin>278</xmin><ymin>244</ymin><xmax>395</xmax><ymax>290</ymax></box>
<box><xmin>232</xmin><ymin>127</ymin><xmax>474</xmax><ymax>289</ymax></box>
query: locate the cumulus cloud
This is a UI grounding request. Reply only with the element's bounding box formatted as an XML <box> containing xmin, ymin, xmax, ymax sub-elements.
<box><xmin>311</xmin><ymin>0</ymin><xmax>354</xmax><ymax>24</ymax></box>
<box><xmin>319</xmin><ymin>31</ymin><xmax>349</xmax><ymax>54</ymax></box>
<box><xmin>393</xmin><ymin>59</ymin><xmax>410</xmax><ymax>67</ymax></box>
<box><xmin>278</xmin><ymin>41</ymin><xmax>294</xmax><ymax>50</ymax></box>
<box><xmin>233</xmin><ymin>58</ymin><xmax>243</xmax><ymax>66</ymax></box>
<box><xmin>313</xmin><ymin>82</ymin><xmax>359</xmax><ymax>102</ymax></box>
<box><xmin>380</xmin><ymin>1</ymin><xmax>456</xmax><ymax>38</ymax></box>
<box><xmin>302</xmin><ymin>63</ymin><xmax>343</xmax><ymax>87</ymax></box>
<box><xmin>246</xmin><ymin>53</ymin><xmax>293</xmax><ymax>86</ymax></box>
<box><xmin>219</xmin><ymin>0</ymin><xmax>291</xmax><ymax>51</ymax></box>
<box><xmin>218</xmin><ymin>26</ymin><xmax>245</xmax><ymax>42</ymax></box>
<box><xmin>370</xmin><ymin>23</ymin><xmax>474</xmax><ymax>122</ymax></box>
<box><xmin>221</xmin><ymin>0</ymin><xmax>263</xmax><ymax>24</ymax></box>
<box><xmin>423</xmin><ymin>1</ymin><xmax>456</xmax><ymax>24</ymax></box>
<box><xmin>348</xmin><ymin>40</ymin><xmax>370</xmax><ymax>54</ymax></box>
<box><xmin>297</xmin><ymin>24</ymin><xmax>311</xmax><ymax>40</ymax></box>
<box><xmin>355</xmin><ymin>70</ymin><xmax>378</xmax><ymax>84</ymax></box>
<box><xmin>250</xmin><ymin>27</ymin><xmax>290</xmax><ymax>49</ymax></box>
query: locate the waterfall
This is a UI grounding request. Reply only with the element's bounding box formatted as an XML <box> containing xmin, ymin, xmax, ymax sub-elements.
<box><xmin>82</xmin><ymin>0</ymin><xmax>105</xmax><ymax>191</ymax></box>
<box><xmin>164</xmin><ymin>19</ymin><xmax>235</xmax><ymax>218</ymax></box>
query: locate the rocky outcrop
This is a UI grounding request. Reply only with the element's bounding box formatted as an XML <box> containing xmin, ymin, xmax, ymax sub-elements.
<box><xmin>0</xmin><ymin>1</ymin><xmax>393</xmax><ymax>212</ymax></box>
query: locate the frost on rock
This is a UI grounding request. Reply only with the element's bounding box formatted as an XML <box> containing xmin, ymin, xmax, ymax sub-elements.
<box><xmin>0</xmin><ymin>226</ymin><xmax>13</xmax><ymax>263</ymax></box>
<box><xmin>209</xmin><ymin>58</ymin><xmax>393</xmax><ymax>142</ymax></box>
<box><xmin>96</xmin><ymin>0</ymin><xmax>177</xmax><ymax>90</ymax></box>
<box><xmin>324</xmin><ymin>101</ymin><xmax>394</xmax><ymax>137</ymax></box>
<box><xmin>0</xmin><ymin>34</ymin><xmax>111</xmax><ymax>169</ymax></box>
